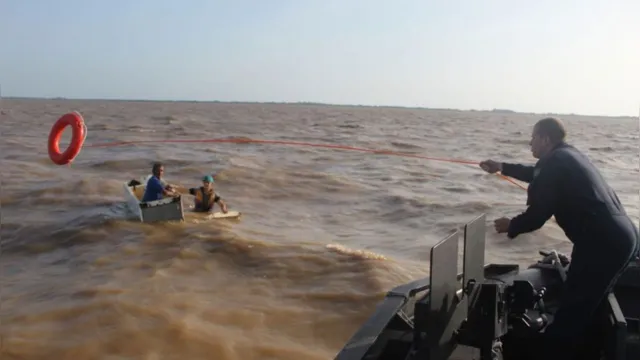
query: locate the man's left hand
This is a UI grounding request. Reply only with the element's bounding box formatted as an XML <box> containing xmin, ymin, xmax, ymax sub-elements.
<box><xmin>494</xmin><ymin>217</ymin><xmax>511</xmax><ymax>234</ymax></box>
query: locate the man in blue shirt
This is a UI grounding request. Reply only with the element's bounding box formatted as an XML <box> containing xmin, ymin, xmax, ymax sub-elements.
<box><xmin>142</xmin><ymin>162</ymin><xmax>178</xmax><ymax>202</ymax></box>
<box><xmin>480</xmin><ymin>117</ymin><xmax>639</xmax><ymax>359</ymax></box>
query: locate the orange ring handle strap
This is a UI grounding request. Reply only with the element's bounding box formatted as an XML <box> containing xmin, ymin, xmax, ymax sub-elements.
<box><xmin>48</xmin><ymin>111</ymin><xmax>87</xmax><ymax>165</ymax></box>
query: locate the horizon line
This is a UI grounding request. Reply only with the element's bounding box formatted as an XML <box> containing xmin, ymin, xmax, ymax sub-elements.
<box><xmin>1</xmin><ymin>95</ymin><xmax>638</xmax><ymax>119</ymax></box>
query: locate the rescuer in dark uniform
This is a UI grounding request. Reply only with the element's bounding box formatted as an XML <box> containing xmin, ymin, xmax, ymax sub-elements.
<box><xmin>480</xmin><ymin>117</ymin><xmax>639</xmax><ymax>360</ymax></box>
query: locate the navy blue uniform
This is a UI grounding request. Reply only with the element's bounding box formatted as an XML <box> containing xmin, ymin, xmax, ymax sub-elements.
<box><xmin>502</xmin><ymin>142</ymin><xmax>639</xmax><ymax>359</ymax></box>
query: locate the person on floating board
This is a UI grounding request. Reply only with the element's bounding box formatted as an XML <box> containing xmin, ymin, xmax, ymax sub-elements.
<box><xmin>480</xmin><ymin>117</ymin><xmax>639</xmax><ymax>360</ymax></box>
<box><xmin>185</xmin><ymin>175</ymin><xmax>228</xmax><ymax>213</ymax></box>
<box><xmin>141</xmin><ymin>162</ymin><xmax>179</xmax><ymax>202</ymax></box>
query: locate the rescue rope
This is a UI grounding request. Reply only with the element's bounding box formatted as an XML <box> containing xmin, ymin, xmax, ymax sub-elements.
<box><xmin>47</xmin><ymin>112</ymin><xmax>528</xmax><ymax>190</ymax></box>
<box><xmin>85</xmin><ymin>138</ymin><xmax>527</xmax><ymax>190</ymax></box>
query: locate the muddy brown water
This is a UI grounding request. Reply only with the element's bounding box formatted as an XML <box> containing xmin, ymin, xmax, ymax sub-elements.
<box><xmin>1</xmin><ymin>99</ymin><xmax>638</xmax><ymax>359</ymax></box>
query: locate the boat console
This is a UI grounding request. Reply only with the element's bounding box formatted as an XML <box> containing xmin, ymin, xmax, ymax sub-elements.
<box><xmin>333</xmin><ymin>213</ymin><xmax>640</xmax><ymax>360</ymax></box>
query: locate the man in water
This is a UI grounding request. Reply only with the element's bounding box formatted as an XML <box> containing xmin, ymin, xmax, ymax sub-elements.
<box><xmin>141</xmin><ymin>162</ymin><xmax>178</xmax><ymax>202</ymax></box>
<box><xmin>187</xmin><ymin>175</ymin><xmax>228</xmax><ymax>213</ymax></box>
<box><xmin>479</xmin><ymin>117</ymin><xmax>639</xmax><ymax>359</ymax></box>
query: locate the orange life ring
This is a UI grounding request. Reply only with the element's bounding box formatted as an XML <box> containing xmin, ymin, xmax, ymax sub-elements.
<box><xmin>48</xmin><ymin>112</ymin><xmax>86</xmax><ymax>165</ymax></box>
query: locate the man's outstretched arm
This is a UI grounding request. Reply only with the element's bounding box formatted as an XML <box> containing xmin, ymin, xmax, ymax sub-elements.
<box><xmin>501</xmin><ymin>163</ymin><xmax>536</xmax><ymax>183</ymax></box>
<box><xmin>507</xmin><ymin>160</ymin><xmax>563</xmax><ymax>238</ymax></box>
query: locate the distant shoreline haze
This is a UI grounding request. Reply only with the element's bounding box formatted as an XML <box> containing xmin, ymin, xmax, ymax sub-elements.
<box><xmin>1</xmin><ymin>96</ymin><xmax>637</xmax><ymax>120</ymax></box>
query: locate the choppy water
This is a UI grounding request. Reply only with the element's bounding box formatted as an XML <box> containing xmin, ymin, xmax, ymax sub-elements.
<box><xmin>1</xmin><ymin>99</ymin><xmax>638</xmax><ymax>360</ymax></box>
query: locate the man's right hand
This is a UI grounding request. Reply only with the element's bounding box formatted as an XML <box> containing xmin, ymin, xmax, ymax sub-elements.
<box><xmin>479</xmin><ymin>160</ymin><xmax>503</xmax><ymax>174</ymax></box>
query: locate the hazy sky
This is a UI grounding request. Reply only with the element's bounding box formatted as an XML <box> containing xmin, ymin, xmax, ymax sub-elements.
<box><xmin>1</xmin><ymin>0</ymin><xmax>639</xmax><ymax>116</ymax></box>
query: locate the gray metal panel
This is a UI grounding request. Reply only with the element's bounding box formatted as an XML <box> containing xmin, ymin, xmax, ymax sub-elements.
<box><xmin>334</xmin><ymin>296</ymin><xmax>410</xmax><ymax>360</ymax></box>
<box><xmin>463</xmin><ymin>213</ymin><xmax>486</xmax><ymax>306</ymax></box>
<box><xmin>140</xmin><ymin>198</ymin><xmax>185</xmax><ymax>223</ymax></box>
<box><xmin>604</xmin><ymin>292</ymin><xmax>627</xmax><ymax>360</ymax></box>
<box><xmin>387</xmin><ymin>277</ymin><xmax>430</xmax><ymax>299</ymax></box>
<box><xmin>428</xmin><ymin>231</ymin><xmax>460</xmax><ymax>356</ymax></box>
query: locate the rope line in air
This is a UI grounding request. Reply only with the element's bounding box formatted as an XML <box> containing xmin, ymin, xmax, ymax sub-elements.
<box><xmin>84</xmin><ymin>137</ymin><xmax>528</xmax><ymax>191</ymax></box>
<box><xmin>46</xmin><ymin>112</ymin><xmax>527</xmax><ymax>190</ymax></box>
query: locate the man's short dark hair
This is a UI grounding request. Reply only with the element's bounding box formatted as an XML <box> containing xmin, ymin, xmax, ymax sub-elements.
<box><xmin>152</xmin><ymin>162</ymin><xmax>164</xmax><ymax>173</ymax></box>
<box><xmin>535</xmin><ymin>117</ymin><xmax>567</xmax><ymax>144</ymax></box>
